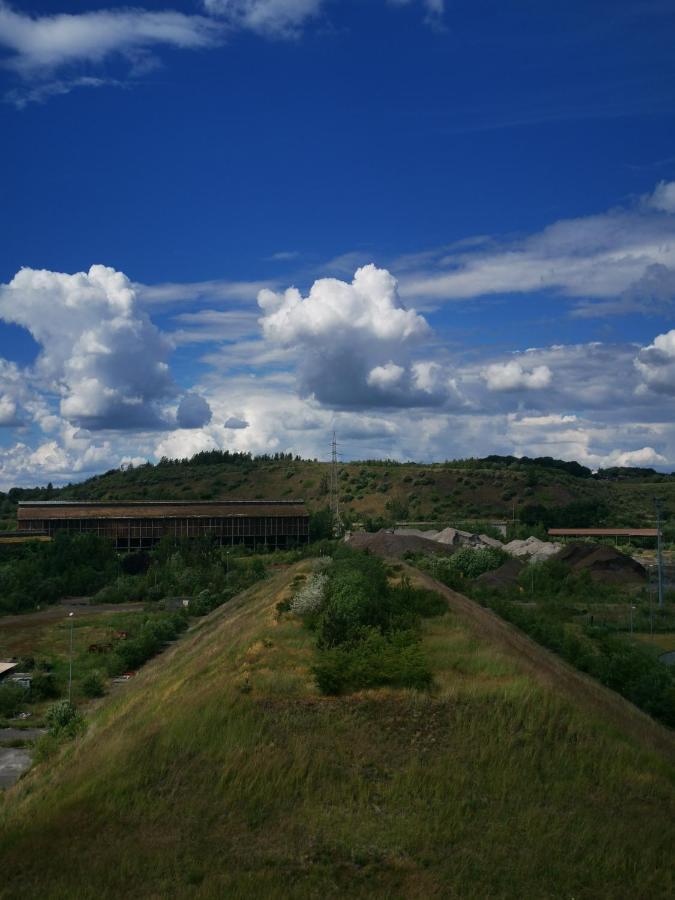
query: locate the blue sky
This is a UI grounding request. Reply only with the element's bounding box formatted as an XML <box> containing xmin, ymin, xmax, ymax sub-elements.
<box><xmin>0</xmin><ymin>0</ymin><xmax>674</xmax><ymax>485</ymax></box>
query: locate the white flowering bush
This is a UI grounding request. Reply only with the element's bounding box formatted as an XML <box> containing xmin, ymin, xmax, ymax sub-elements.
<box><xmin>290</xmin><ymin>572</ymin><xmax>327</xmax><ymax>615</ymax></box>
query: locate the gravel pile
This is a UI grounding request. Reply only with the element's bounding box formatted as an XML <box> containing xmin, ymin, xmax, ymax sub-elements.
<box><xmin>552</xmin><ymin>542</ymin><xmax>646</xmax><ymax>584</ymax></box>
<box><xmin>347</xmin><ymin>530</ymin><xmax>456</xmax><ymax>559</ymax></box>
<box><xmin>503</xmin><ymin>536</ymin><xmax>562</xmax><ymax>563</ymax></box>
<box><xmin>404</xmin><ymin>526</ymin><xmax>504</xmax><ymax>550</ymax></box>
<box><xmin>476</xmin><ymin>558</ymin><xmax>525</xmax><ymax>589</ymax></box>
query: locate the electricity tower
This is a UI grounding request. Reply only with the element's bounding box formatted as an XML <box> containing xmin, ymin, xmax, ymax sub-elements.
<box><xmin>655</xmin><ymin>497</ymin><xmax>665</xmax><ymax>609</ymax></box>
<box><xmin>329</xmin><ymin>431</ymin><xmax>344</xmax><ymax>537</ymax></box>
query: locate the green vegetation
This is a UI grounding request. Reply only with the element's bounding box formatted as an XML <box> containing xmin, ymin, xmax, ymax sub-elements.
<box><xmin>415</xmin><ymin>552</ymin><xmax>675</xmax><ymax>729</ymax></box>
<box><xmin>490</xmin><ymin>598</ymin><xmax>675</xmax><ymax>726</ymax></box>
<box><xmin>421</xmin><ymin>545</ymin><xmax>507</xmax><ymax>585</ymax></box>
<box><xmin>0</xmin><ymin>532</ymin><xmax>271</xmax><ymax>617</ymax></box>
<box><xmin>289</xmin><ymin>550</ymin><xmax>446</xmax><ymax>695</ymax></box>
<box><xmin>0</xmin><ymin>533</ymin><xmax>119</xmax><ymax>614</ymax></box>
<box><xmin>3</xmin><ymin>450</ymin><xmax>675</xmax><ymax>542</ymax></box>
<box><xmin>0</xmin><ymin>609</ymin><xmax>190</xmax><ymax>727</ymax></box>
<box><xmin>0</xmin><ymin>682</ymin><xmax>24</xmax><ymax>717</ymax></box>
<box><xmin>0</xmin><ymin>563</ymin><xmax>673</xmax><ymax>899</ymax></box>
<box><xmin>93</xmin><ymin>536</ymin><xmax>268</xmax><ymax>616</ymax></box>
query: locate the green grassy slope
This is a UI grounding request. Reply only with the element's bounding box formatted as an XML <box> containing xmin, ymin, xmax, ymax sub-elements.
<box><xmin>1</xmin><ymin>564</ymin><xmax>673</xmax><ymax>899</ymax></box>
<box><xmin>9</xmin><ymin>456</ymin><xmax>675</xmax><ymax>528</ymax></box>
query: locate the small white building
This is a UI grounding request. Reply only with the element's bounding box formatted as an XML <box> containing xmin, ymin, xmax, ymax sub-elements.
<box><xmin>10</xmin><ymin>673</ymin><xmax>32</xmax><ymax>690</ymax></box>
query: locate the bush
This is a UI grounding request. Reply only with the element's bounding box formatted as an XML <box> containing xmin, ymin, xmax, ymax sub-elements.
<box><xmin>313</xmin><ymin>628</ymin><xmax>432</xmax><ymax>695</ymax></box>
<box><xmin>46</xmin><ymin>700</ymin><xmax>84</xmax><ymax>736</ymax></box>
<box><xmin>106</xmin><ymin>612</ymin><xmax>188</xmax><ymax>674</ymax></box>
<box><xmin>305</xmin><ymin>551</ymin><xmax>445</xmax><ymax>695</ymax></box>
<box><xmin>31</xmin><ymin>670</ymin><xmax>60</xmax><ymax>700</ymax></box>
<box><xmin>0</xmin><ymin>682</ymin><xmax>25</xmax><ymax>718</ymax></box>
<box><xmin>81</xmin><ymin>671</ymin><xmax>105</xmax><ymax>698</ymax></box>
<box><xmin>290</xmin><ymin>573</ymin><xmax>327</xmax><ymax>615</ymax></box>
<box><xmin>417</xmin><ymin>547</ymin><xmax>506</xmax><ymax>586</ymax></box>
<box><xmin>94</xmin><ymin>575</ymin><xmax>145</xmax><ymax>605</ymax></box>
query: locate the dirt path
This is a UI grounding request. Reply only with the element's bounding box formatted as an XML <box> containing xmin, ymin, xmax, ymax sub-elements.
<box><xmin>408</xmin><ymin>565</ymin><xmax>675</xmax><ymax>759</ymax></box>
<box><xmin>0</xmin><ymin>603</ymin><xmax>145</xmax><ymax>629</ymax></box>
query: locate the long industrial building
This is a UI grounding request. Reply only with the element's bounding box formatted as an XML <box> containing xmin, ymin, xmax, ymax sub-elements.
<box><xmin>17</xmin><ymin>500</ymin><xmax>310</xmax><ymax>550</ymax></box>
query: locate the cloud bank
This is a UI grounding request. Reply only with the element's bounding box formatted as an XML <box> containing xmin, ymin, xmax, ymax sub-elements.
<box><xmin>400</xmin><ymin>181</ymin><xmax>675</xmax><ymax>318</ymax></box>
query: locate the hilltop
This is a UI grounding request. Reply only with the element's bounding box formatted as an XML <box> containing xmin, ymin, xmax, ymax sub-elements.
<box><xmin>2</xmin><ymin>451</ymin><xmax>675</xmax><ymax>536</ymax></box>
<box><xmin>1</xmin><ymin>562</ymin><xmax>673</xmax><ymax>899</ymax></box>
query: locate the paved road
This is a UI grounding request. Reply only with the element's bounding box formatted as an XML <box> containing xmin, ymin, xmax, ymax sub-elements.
<box><xmin>0</xmin><ymin>748</ymin><xmax>32</xmax><ymax>789</ymax></box>
<box><xmin>0</xmin><ymin>728</ymin><xmax>46</xmax><ymax>742</ymax></box>
<box><xmin>0</xmin><ymin>728</ymin><xmax>46</xmax><ymax>790</ymax></box>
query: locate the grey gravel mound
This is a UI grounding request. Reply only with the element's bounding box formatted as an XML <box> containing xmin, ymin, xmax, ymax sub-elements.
<box><xmin>346</xmin><ymin>530</ymin><xmax>456</xmax><ymax>559</ymax></box>
<box><xmin>504</xmin><ymin>536</ymin><xmax>562</xmax><ymax>563</ymax></box>
<box><xmin>393</xmin><ymin>526</ymin><xmax>505</xmax><ymax>551</ymax></box>
<box><xmin>552</xmin><ymin>542</ymin><xmax>646</xmax><ymax>584</ymax></box>
<box><xmin>393</xmin><ymin>528</ymin><xmax>439</xmax><ymax>540</ymax></box>
<box><xmin>476</xmin><ymin>558</ymin><xmax>525</xmax><ymax>589</ymax></box>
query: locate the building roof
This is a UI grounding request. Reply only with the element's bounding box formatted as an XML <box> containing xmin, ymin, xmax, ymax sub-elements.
<box><xmin>548</xmin><ymin>528</ymin><xmax>658</xmax><ymax>537</ymax></box>
<box><xmin>0</xmin><ymin>662</ymin><xmax>18</xmax><ymax>677</ymax></box>
<box><xmin>18</xmin><ymin>500</ymin><xmax>308</xmax><ymax>520</ymax></box>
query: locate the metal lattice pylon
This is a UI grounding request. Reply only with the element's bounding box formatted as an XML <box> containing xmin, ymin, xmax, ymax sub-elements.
<box><xmin>330</xmin><ymin>431</ymin><xmax>343</xmax><ymax>537</ymax></box>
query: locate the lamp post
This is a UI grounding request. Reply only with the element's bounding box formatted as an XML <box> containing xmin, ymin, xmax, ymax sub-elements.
<box><xmin>629</xmin><ymin>605</ymin><xmax>636</xmax><ymax>634</ymax></box>
<box><xmin>67</xmin><ymin>612</ymin><xmax>74</xmax><ymax>703</ymax></box>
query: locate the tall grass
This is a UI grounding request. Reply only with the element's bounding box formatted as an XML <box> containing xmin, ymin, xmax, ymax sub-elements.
<box><xmin>0</xmin><ymin>563</ymin><xmax>673</xmax><ymax>900</ymax></box>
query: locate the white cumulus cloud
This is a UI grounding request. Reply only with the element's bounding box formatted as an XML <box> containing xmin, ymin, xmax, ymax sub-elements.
<box><xmin>258</xmin><ymin>264</ymin><xmax>454</xmax><ymax>408</ymax></box>
<box><xmin>482</xmin><ymin>360</ymin><xmax>552</xmax><ymax>392</ymax></box>
<box><xmin>367</xmin><ymin>362</ymin><xmax>405</xmax><ymax>389</ymax></box>
<box><xmin>0</xmin><ymin>264</ymin><xmax>179</xmax><ymax>429</ymax></box>
<box><xmin>646</xmin><ymin>180</ymin><xmax>675</xmax><ymax>214</ymax></box>
<box><xmin>634</xmin><ymin>329</ymin><xmax>675</xmax><ymax>395</ymax></box>
<box><xmin>611</xmin><ymin>446</ymin><xmax>667</xmax><ymax>467</ymax></box>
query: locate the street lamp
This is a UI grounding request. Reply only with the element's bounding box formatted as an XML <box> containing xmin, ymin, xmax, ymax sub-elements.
<box><xmin>67</xmin><ymin>612</ymin><xmax>74</xmax><ymax>703</ymax></box>
<box><xmin>629</xmin><ymin>605</ymin><xmax>636</xmax><ymax>634</ymax></box>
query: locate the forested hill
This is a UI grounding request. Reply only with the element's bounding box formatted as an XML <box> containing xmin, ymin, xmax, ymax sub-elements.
<box><xmin>2</xmin><ymin>451</ymin><xmax>674</xmax><ymax>536</ymax></box>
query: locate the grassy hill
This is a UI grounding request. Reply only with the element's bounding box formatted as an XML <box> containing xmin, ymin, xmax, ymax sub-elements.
<box><xmin>3</xmin><ymin>453</ymin><xmax>675</xmax><ymax>534</ymax></box>
<box><xmin>1</xmin><ymin>562</ymin><xmax>673</xmax><ymax>899</ymax></box>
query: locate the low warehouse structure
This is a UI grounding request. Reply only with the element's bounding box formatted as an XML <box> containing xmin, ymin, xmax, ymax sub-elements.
<box><xmin>548</xmin><ymin>528</ymin><xmax>658</xmax><ymax>539</ymax></box>
<box><xmin>17</xmin><ymin>500</ymin><xmax>309</xmax><ymax>551</ymax></box>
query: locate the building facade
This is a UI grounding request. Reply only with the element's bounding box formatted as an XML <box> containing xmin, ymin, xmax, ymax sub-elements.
<box><xmin>17</xmin><ymin>500</ymin><xmax>310</xmax><ymax>551</ymax></box>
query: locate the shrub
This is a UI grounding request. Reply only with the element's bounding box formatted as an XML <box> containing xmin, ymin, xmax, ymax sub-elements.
<box><xmin>46</xmin><ymin>700</ymin><xmax>84</xmax><ymax>736</ymax></box>
<box><xmin>290</xmin><ymin>573</ymin><xmax>327</xmax><ymax>615</ymax></box>
<box><xmin>313</xmin><ymin>628</ymin><xmax>432</xmax><ymax>695</ymax></box>
<box><xmin>418</xmin><ymin>548</ymin><xmax>506</xmax><ymax>586</ymax></box>
<box><xmin>306</xmin><ymin>551</ymin><xmax>445</xmax><ymax>695</ymax></box>
<box><xmin>32</xmin><ymin>732</ymin><xmax>60</xmax><ymax>763</ymax></box>
<box><xmin>81</xmin><ymin>671</ymin><xmax>105</xmax><ymax>698</ymax></box>
<box><xmin>0</xmin><ymin>683</ymin><xmax>25</xmax><ymax>718</ymax></box>
<box><xmin>31</xmin><ymin>671</ymin><xmax>60</xmax><ymax>700</ymax></box>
